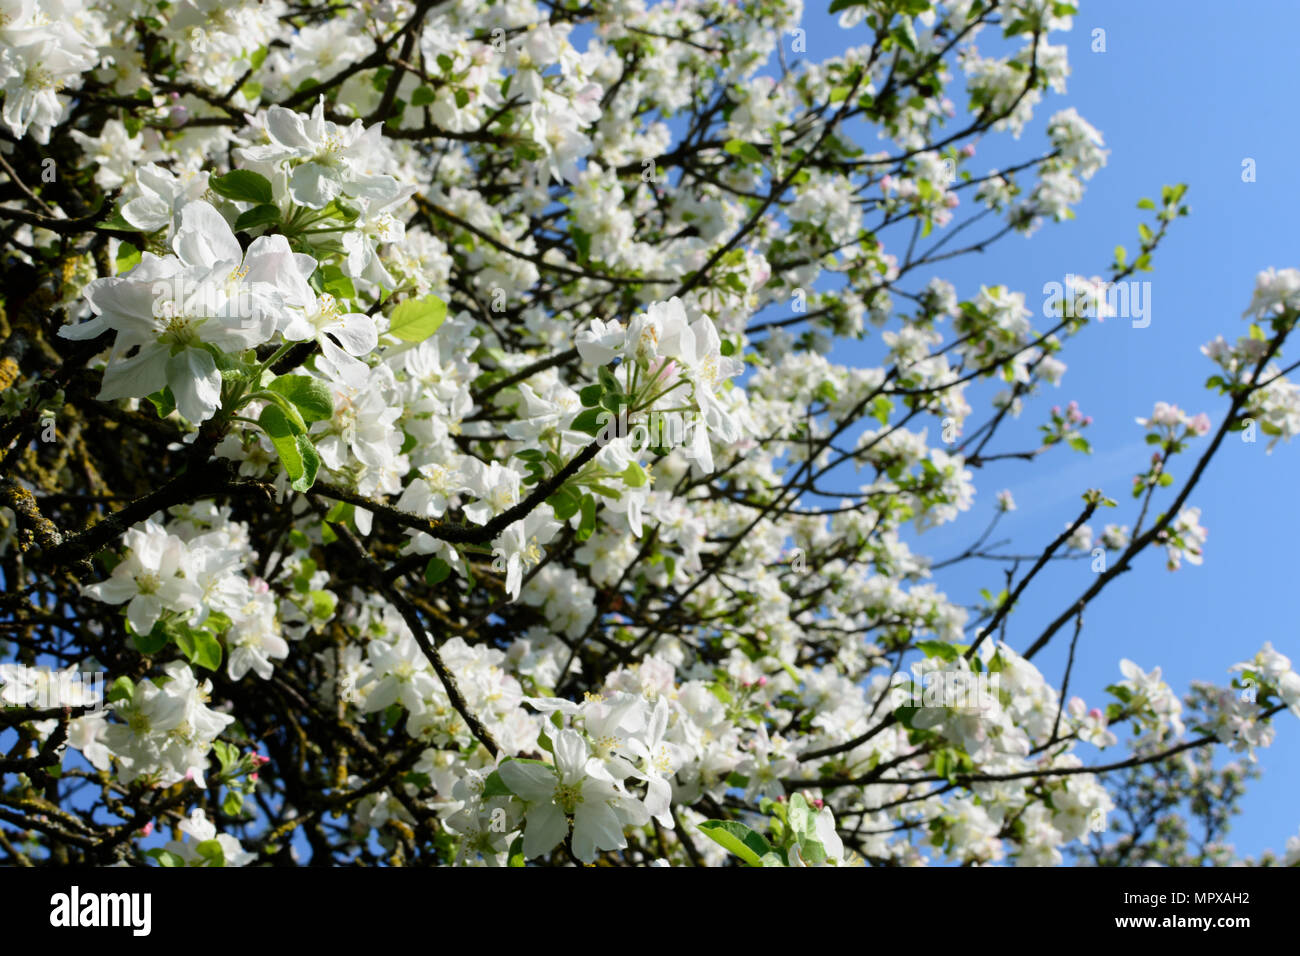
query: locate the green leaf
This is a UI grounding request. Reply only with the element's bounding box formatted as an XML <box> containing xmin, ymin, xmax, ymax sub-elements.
<box><xmin>115</xmin><ymin>241</ymin><xmax>142</xmax><ymax>273</ymax></box>
<box><xmin>424</xmin><ymin>557</ymin><xmax>452</xmax><ymax>585</ymax></box>
<box><xmin>100</xmin><ymin>210</ymin><xmax>137</xmax><ymax>232</ymax></box>
<box><xmin>577</xmin><ymin>494</ymin><xmax>597</xmax><ymax>542</ymax></box>
<box><xmin>105</xmin><ymin>676</ymin><xmax>134</xmax><ymax>705</ymax></box>
<box><xmin>508</xmin><ymin>836</ymin><xmax>525</xmax><ymax>867</ymax></box>
<box><xmin>1136</xmin><ymin>197</ymin><xmax>1156</xmax><ymax>210</ymax></box>
<box><xmin>597</xmin><ymin>365</ymin><xmax>620</xmax><ymax>394</ymax></box>
<box><xmin>308</xmin><ymin>589</ymin><xmax>336</xmax><ymax>619</ymax></box>
<box><xmin>894</xmin><ymin>705</ymin><xmax>921</xmax><ymax>729</ymax></box>
<box><xmin>548</xmin><ymin>486</ymin><xmax>582</xmax><ymax>521</ymax></box>
<box><xmin>194</xmin><ymin>839</ymin><xmax>226</xmax><ymax>867</ymax></box>
<box><xmin>209</xmin><ymin>170</ymin><xmax>273</xmax><ymax>205</ymax></box>
<box><xmin>147</xmin><ymin>848</ymin><xmax>186</xmax><ymax>868</ymax></box>
<box><xmin>258</xmin><ymin>404</ymin><xmax>320</xmax><ymax>491</ymax></box>
<box><xmin>788</xmin><ymin>794</ymin><xmax>818</xmax><ymax>839</ymax></box>
<box><xmin>573</xmin><ymin>228</ymin><xmax>592</xmax><ymax>262</ymax></box>
<box><xmin>268</xmin><ymin>374</ymin><xmax>333</xmax><ymax>423</ymax></box>
<box><xmin>173</xmin><ymin>626</ymin><xmax>223</xmax><ymax>672</ymax></box>
<box><xmin>132</xmin><ymin>620</ymin><xmax>171</xmax><ymax>656</ymax></box>
<box><xmin>222</xmin><ymin>791</ymin><xmax>244</xmax><ymax>817</ymax></box>
<box><xmin>723</xmin><ymin>139</ymin><xmax>763</xmax><ymax>164</ymax></box>
<box><xmin>234</xmin><ymin>203</ymin><xmax>281</xmax><ymax>231</ymax></box>
<box><xmin>388</xmin><ymin>294</ymin><xmax>447</xmax><ymax>342</ymax></box>
<box><xmin>291</xmin><ymin>439</ymin><xmax>321</xmax><ymax>493</ymax></box>
<box><xmin>915</xmin><ymin>640</ymin><xmax>961</xmax><ymax>661</ymax></box>
<box><xmin>570</xmin><ymin>407</ymin><xmax>604</xmax><ymax>436</ymax></box>
<box><xmin>482</xmin><ymin>769</ymin><xmax>514</xmax><ymax>798</ymax></box>
<box><xmin>579</xmin><ymin>383</ymin><xmax>603</xmax><ymax>407</ymax></box>
<box><xmin>253</xmin><ymin>389</ymin><xmax>307</xmax><ymax>434</ymax></box>
<box><xmin>145</xmin><ymin>387</ymin><xmax>176</xmax><ymax>419</ymax></box>
<box><xmin>213</xmin><ymin>740</ymin><xmax>238</xmax><ymax>772</ymax></box>
<box><xmin>696</xmin><ymin>820</ymin><xmax>773</xmax><ymax>867</ymax></box>
<box><xmin>621</xmin><ymin>461</ymin><xmax>648</xmax><ymax>488</ymax></box>
<box><xmin>319</xmin><ymin>264</ymin><xmax>355</xmax><ymax>301</ymax></box>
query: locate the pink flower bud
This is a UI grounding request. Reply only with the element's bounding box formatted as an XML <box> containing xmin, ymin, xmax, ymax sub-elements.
<box><xmin>140</xmin><ymin>822</ymin><xmax>154</xmax><ymax>837</ymax></box>
<box><xmin>653</xmin><ymin>359</ymin><xmax>678</xmax><ymax>385</ymax></box>
<box><xmin>757</xmin><ymin>675</ymin><xmax>768</xmax><ymax>687</ymax></box>
<box><xmin>1082</xmin><ymin>416</ymin><xmax>1093</xmax><ymax>426</ymax></box>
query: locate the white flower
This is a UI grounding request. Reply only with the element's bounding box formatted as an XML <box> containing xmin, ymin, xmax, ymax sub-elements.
<box><xmin>59</xmin><ymin>201</ymin><xmax>307</xmax><ymax>423</ymax></box>
<box><xmin>499</xmin><ymin>729</ymin><xmax>649</xmax><ymax>862</ymax></box>
<box><xmin>119</xmin><ymin>163</ymin><xmax>211</xmax><ymax>233</ymax></box>
<box><xmin>1065</xmin><ymin>523</ymin><xmax>1093</xmax><ymax>552</ymax></box>
<box><xmin>1117</xmin><ymin>659</ymin><xmax>1184</xmax><ymax>739</ymax></box>
<box><xmin>164</xmin><ymin>809</ymin><xmax>254</xmax><ymax>866</ymax></box>
<box><xmin>226</xmin><ymin>595</ymin><xmax>289</xmax><ymax>681</ymax></box>
<box><xmin>493</xmin><ymin>509</ymin><xmax>562</xmax><ymax>600</ymax></box>
<box><xmin>461</xmin><ymin>460</ymin><xmax>521</xmax><ymax>525</ymax></box>
<box><xmin>102</xmin><ymin>662</ymin><xmax>234</xmax><ymax>788</ymax></box>
<box><xmin>236</xmin><ymin>97</ymin><xmax>403</xmax><ymax>209</ymax></box>
<box><xmin>576</xmin><ymin>318</ymin><xmax>625</xmax><ymax>365</ymax></box>
<box><xmin>1241</xmin><ymin>267</ymin><xmax>1300</xmax><ymax>319</ymax></box>
<box><xmin>359</xmin><ymin>632</ymin><xmax>438</xmax><ymax>714</ymax></box>
<box><xmin>624</xmin><ymin>697</ymin><xmax>682</xmax><ymax>827</ymax></box>
<box><xmin>279</xmin><ymin>290</ymin><xmax>378</xmax><ymax>386</ymax></box>
<box><xmin>82</xmin><ymin>520</ymin><xmax>201</xmax><ymax>635</ymax></box>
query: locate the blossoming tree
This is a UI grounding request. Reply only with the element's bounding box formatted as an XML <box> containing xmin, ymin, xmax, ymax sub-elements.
<box><xmin>1</xmin><ymin>0</ymin><xmax>1298</xmax><ymax>867</ymax></box>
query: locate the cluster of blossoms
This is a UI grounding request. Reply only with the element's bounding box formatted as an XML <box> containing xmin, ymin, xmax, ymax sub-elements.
<box><xmin>1</xmin><ymin>0</ymin><xmax>1297</xmax><ymax>868</ymax></box>
<box><xmin>81</xmin><ymin>506</ymin><xmax>309</xmax><ymax>680</ymax></box>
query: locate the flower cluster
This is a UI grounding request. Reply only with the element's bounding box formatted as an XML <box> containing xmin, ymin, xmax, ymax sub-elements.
<box><xmin>0</xmin><ymin>0</ymin><xmax>1296</xmax><ymax>868</ymax></box>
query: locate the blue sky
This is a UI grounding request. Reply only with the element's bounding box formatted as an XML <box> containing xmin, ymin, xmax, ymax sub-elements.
<box><xmin>778</xmin><ymin>0</ymin><xmax>1300</xmax><ymax>858</ymax></box>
